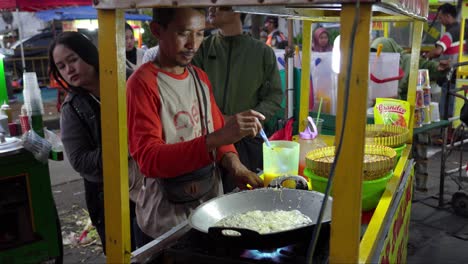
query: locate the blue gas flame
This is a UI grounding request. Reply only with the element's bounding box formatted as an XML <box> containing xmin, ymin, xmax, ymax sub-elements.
<box><xmin>241</xmin><ymin>246</ymin><xmax>292</xmax><ymax>262</ymax></box>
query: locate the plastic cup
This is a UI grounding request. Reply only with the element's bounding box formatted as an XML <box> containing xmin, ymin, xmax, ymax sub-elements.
<box><xmin>430</xmin><ymin>102</ymin><xmax>440</xmax><ymax>122</ymax></box>
<box><xmin>301</xmin><ymin>118</ymin><xmax>324</xmax><ymax>135</ymax></box>
<box><xmin>263</xmin><ymin>140</ymin><xmax>300</xmax><ymax>187</ymax></box>
<box><xmin>313</xmin><ymin>118</ymin><xmax>324</xmax><ymax>135</ymax></box>
<box><xmin>8</xmin><ymin>123</ymin><xmax>18</xmax><ymax>136</ymax></box>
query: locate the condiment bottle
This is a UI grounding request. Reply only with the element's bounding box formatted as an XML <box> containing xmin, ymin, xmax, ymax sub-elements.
<box><xmin>19</xmin><ymin>104</ymin><xmax>31</xmax><ymax>133</ymax></box>
<box><xmin>1</xmin><ymin>101</ymin><xmax>12</xmax><ymax>123</ymax></box>
<box><xmin>298</xmin><ymin>117</ymin><xmax>327</xmax><ymax>176</ymax></box>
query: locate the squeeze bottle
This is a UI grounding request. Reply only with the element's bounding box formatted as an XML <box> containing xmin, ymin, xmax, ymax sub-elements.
<box><xmin>1</xmin><ymin>101</ymin><xmax>12</xmax><ymax>123</ymax></box>
<box><xmin>298</xmin><ymin>117</ymin><xmax>326</xmax><ymax>176</ymax></box>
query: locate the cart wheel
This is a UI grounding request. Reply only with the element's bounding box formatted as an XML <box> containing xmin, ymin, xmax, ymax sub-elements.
<box><xmin>452</xmin><ymin>191</ymin><xmax>468</xmax><ymax>218</ymax></box>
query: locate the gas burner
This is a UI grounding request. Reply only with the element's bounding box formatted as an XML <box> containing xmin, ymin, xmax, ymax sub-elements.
<box><xmin>241</xmin><ymin>246</ymin><xmax>295</xmax><ymax>263</ymax></box>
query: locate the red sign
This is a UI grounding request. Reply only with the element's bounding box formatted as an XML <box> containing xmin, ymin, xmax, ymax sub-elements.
<box><xmin>379</xmin><ymin>172</ymin><xmax>413</xmax><ymax>263</ymax></box>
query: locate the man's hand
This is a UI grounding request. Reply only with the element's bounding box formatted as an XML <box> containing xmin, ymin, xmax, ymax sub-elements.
<box><xmin>221</xmin><ymin>152</ymin><xmax>263</xmax><ymax>190</ymax></box>
<box><xmin>206</xmin><ymin>110</ymin><xmax>265</xmax><ymax>151</ymax></box>
<box><xmin>425</xmin><ymin>46</ymin><xmax>443</xmax><ymax>60</ymax></box>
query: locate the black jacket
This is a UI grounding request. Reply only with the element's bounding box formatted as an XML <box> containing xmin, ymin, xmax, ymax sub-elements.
<box><xmin>60</xmin><ymin>91</ymin><xmax>102</xmax><ymax>182</ymax></box>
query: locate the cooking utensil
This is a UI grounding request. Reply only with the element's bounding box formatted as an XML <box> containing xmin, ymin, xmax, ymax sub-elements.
<box><xmin>259</xmin><ymin>128</ymin><xmax>271</xmax><ymax>148</ymax></box>
<box><xmin>189</xmin><ymin>177</ymin><xmax>332</xmax><ymax>249</ymax></box>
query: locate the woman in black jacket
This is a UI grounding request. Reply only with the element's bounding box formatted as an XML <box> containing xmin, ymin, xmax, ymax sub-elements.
<box><xmin>48</xmin><ymin>32</ymin><xmax>136</xmax><ymax>253</ymax></box>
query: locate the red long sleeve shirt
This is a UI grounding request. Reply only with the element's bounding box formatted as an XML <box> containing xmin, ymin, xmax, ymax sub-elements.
<box><xmin>127</xmin><ymin>62</ymin><xmax>236</xmax><ymax>178</ymax></box>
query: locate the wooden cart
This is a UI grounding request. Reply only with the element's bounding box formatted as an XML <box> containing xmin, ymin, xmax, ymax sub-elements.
<box><xmin>92</xmin><ymin>1</ymin><xmax>427</xmax><ymax>263</ymax></box>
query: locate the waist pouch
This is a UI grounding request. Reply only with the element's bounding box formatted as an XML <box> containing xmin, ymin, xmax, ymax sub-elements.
<box><xmin>158</xmin><ymin>164</ymin><xmax>215</xmax><ymax>203</ymax></box>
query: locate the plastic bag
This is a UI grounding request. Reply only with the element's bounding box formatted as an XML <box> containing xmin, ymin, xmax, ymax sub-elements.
<box><xmin>44</xmin><ymin>128</ymin><xmax>63</xmax><ymax>152</ymax></box>
<box><xmin>269</xmin><ymin>118</ymin><xmax>294</xmax><ymax>141</ymax></box>
<box><xmin>374</xmin><ymin>98</ymin><xmax>410</xmax><ymax>128</ymax></box>
<box><xmin>44</xmin><ymin>128</ymin><xmax>64</xmax><ymax>161</ymax></box>
<box><xmin>22</xmin><ymin>129</ymin><xmax>51</xmax><ymax>163</ymax></box>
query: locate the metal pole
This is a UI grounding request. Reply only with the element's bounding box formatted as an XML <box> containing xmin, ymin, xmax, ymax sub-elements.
<box><xmin>439</xmin><ymin>126</ymin><xmax>448</xmax><ymax>207</ymax></box>
<box><xmin>15</xmin><ymin>8</ymin><xmax>26</xmax><ymax>72</ymax></box>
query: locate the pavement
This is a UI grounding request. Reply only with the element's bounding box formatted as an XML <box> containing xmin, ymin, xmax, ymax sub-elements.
<box><xmin>408</xmin><ymin>147</ymin><xmax>468</xmax><ymax>264</ymax></box>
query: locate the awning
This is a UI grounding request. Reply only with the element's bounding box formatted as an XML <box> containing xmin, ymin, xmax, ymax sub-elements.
<box><xmin>35</xmin><ymin>6</ymin><xmax>152</xmax><ymax>22</ymax></box>
<box><xmin>0</xmin><ymin>0</ymin><xmax>91</xmax><ymax>11</ymax></box>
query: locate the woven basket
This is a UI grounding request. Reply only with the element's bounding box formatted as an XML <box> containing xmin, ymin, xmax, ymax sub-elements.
<box><xmin>365</xmin><ymin>124</ymin><xmax>409</xmax><ymax>148</ymax></box>
<box><xmin>305</xmin><ymin>145</ymin><xmax>397</xmax><ymax>181</ymax></box>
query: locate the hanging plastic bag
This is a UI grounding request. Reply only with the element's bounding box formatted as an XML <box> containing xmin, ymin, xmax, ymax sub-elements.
<box><xmin>44</xmin><ymin>128</ymin><xmax>64</xmax><ymax>161</ymax></box>
<box><xmin>269</xmin><ymin>118</ymin><xmax>294</xmax><ymax>141</ymax></box>
<box><xmin>22</xmin><ymin>129</ymin><xmax>52</xmax><ymax>163</ymax></box>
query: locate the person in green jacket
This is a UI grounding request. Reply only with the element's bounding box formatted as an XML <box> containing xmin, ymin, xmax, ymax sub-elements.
<box><xmin>370</xmin><ymin>37</ymin><xmax>450</xmax><ymax>192</ymax></box>
<box><xmin>370</xmin><ymin>37</ymin><xmax>449</xmax><ymax>101</ymax></box>
<box><xmin>192</xmin><ymin>6</ymin><xmax>283</xmax><ymax>191</ymax></box>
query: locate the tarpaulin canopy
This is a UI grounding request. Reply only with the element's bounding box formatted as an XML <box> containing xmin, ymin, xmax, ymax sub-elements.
<box><xmin>0</xmin><ymin>0</ymin><xmax>91</xmax><ymax>11</ymax></box>
<box><xmin>35</xmin><ymin>6</ymin><xmax>152</xmax><ymax>22</ymax></box>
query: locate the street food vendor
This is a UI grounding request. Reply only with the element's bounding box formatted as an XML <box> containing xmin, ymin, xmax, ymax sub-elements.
<box><xmin>424</xmin><ymin>3</ymin><xmax>462</xmax><ymax>118</ymax></box>
<box><xmin>126</xmin><ymin>7</ymin><xmax>264</xmax><ymax>246</ymax></box>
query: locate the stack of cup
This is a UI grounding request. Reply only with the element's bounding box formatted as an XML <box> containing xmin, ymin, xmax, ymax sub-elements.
<box><xmin>416</xmin><ymin>69</ymin><xmax>432</xmax><ymax>126</ymax></box>
<box><xmin>23</xmin><ymin>72</ymin><xmax>44</xmax><ymax>116</ymax></box>
<box><xmin>23</xmin><ymin>72</ymin><xmax>45</xmax><ymax>137</ymax></box>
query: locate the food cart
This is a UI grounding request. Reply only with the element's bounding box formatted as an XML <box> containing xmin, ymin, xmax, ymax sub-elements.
<box><xmin>92</xmin><ymin>0</ymin><xmax>427</xmax><ymax>263</ymax></box>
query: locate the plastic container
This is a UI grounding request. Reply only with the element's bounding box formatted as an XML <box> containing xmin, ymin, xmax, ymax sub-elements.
<box><xmin>310</xmin><ymin>52</ymin><xmax>337</xmax><ymax>115</ymax></box>
<box><xmin>393</xmin><ymin>143</ymin><xmax>406</xmax><ymax>161</ymax></box>
<box><xmin>263</xmin><ymin>140</ymin><xmax>300</xmax><ymax>187</ymax></box>
<box><xmin>311</xmin><ymin>52</ymin><xmax>400</xmax><ymax>111</ymax></box>
<box><xmin>298</xmin><ymin>117</ymin><xmax>327</xmax><ymax>176</ymax></box>
<box><xmin>368</xmin><ymin>52</ymin><xmax>401</xmax><ymax>103</ymax></box>
<box><xmin>304</xmin><ymin>169</ymin><xmax>393</xmax><ymax>211</ymax></box>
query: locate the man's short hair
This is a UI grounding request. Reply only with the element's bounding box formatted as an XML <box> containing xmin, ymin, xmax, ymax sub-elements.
<box><xmin>152</xmin><ymin>7</ymin><xmax>206</xmax><ymax>28</ymax></box>
<box><xmin>438</xmin><ymin>3</ymin><xmax>457</xmax><ymax>18</ymax></box>
<box><xmin>265</xmin><ymin>16</ymin><xmax>278</xmax><ymax>28</ymax></box>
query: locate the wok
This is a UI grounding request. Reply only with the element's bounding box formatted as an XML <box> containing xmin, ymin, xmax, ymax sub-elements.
<box><xmin>189</xmin><ymin>176</ymin><xmax>332</xmax><ymax>249</ymax></box>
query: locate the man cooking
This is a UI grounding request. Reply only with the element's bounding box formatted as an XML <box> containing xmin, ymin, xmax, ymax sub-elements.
<box><xmin>126</xmin><ymin>7</ymin><xmax>264</xmax><ymax>246</ymax></box>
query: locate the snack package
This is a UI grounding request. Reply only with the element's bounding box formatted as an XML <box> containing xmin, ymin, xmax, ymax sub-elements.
<box><xmin>374</xmin><ymin>98</ymin><xmax>410</xmax><ymax>128</ymax></box>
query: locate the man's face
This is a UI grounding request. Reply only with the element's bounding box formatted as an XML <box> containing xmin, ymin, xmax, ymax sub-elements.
<box><xmin>437</xmin><ymin>12</ymin><xmax>451</xmax><ymax>26</ymax></box>
<box><xmin>208</xmin><ymin>6</ymin><xmax>236</xmax><ymax>27</ymax></box>
<box><xmin>154</xmin><ymin>8</ymin><xmax>205</xmax><ymax>67</ymax></box>
<box><xmin>264</xmin><ymin>19</ymin><xmax>275</xmax><ymax>33</ymax></box>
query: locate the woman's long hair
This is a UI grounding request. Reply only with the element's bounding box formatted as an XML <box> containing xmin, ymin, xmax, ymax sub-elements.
<box><xmin>48</xmin><ymin>32</ymin><xmax>99</xmax><ymax>93</ymax></box>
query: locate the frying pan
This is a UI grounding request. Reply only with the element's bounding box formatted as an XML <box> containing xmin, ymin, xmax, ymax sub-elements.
<box><xmin>189</xmin><ymin>176</ymin><xmax>332</xmax><ymax>249</ymax></box>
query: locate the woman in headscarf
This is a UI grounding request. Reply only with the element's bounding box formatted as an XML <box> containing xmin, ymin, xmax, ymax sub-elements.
<box><xmin>370</xmin><ymin>37</ymin><xmax>449</xmax><ymax>100</ymax></box>
<box><xmin>312</xmin><ymin>27</ymin><xmax>332</xmax><ymax>52</ymax></box>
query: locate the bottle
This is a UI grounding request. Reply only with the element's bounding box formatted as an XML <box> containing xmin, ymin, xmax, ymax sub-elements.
<box><xmin>298</xmin><ymin>117</ymin><xmax>327</xmax><ymax>176</ymax></box>
<box><xmin>19</xmin><ymin>104</ymin><xmax>31</xmax><ymax>134</ymax></box>
<box><xmin>1</xmin><ymin>101</ymin><xmax>12</xmax><ymax>123</ymax></box>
